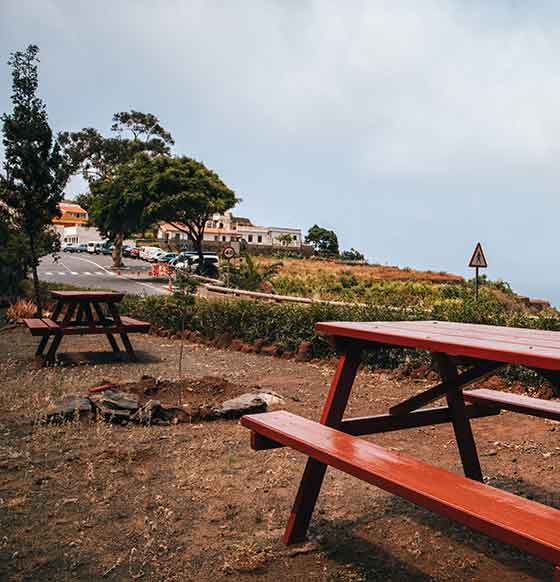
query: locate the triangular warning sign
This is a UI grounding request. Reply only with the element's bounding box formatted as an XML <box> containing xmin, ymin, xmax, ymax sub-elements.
<box><xmin>469</xmin><ymin>242</ymin><xmax>488</xmax><ymax>268</ymax></box>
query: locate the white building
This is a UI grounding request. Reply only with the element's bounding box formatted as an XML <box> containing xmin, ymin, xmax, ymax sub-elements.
<box><xmin>158</xmin><ymin>212</ymin><xmax>302</xmax><ymax>247</ymax></box>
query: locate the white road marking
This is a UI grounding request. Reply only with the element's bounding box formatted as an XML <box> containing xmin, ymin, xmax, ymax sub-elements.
<box><xmin>57</xmin><ymin>271</ymin><xmax>66</xmax><ymax>275</ymax></box>
<box><xmin>44</xmin><ymin>271</ymin><xmax>53</xmax><ymax>276</ymax></box>
<box><xmin>70</xmin><ymin>271</ymin><xmax>78</xmax><ymax>275</ymax></box>
<box><xmin>83</xmin><ymin>271</ymin><xmax>92</xmax><ymax>275</ymax></box>
<box><xmin>94</xmin><ymin>271</ymin><xmax>104</xmax><ymax>275</ymax></box>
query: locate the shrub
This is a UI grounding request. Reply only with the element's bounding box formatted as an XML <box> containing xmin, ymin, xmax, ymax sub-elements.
<box><xmin>6</xmin><ymin>299</ymin><xmax>36</xmax><ymax>321</ymax></box>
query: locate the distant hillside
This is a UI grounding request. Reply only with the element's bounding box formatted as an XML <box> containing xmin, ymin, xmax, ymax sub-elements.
<box><xmin>255</xmin><ymin>256</ymin><xmax>555</xmax><ymax>315</ymax></box>
<box><xmin>257</xmin><ymin>257</ymin><xmax>464</xmax><ymax>283</ymax></box>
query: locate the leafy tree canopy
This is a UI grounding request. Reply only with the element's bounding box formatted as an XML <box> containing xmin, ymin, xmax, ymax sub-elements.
<box><xmin>0</xmin><ymin>44</ymin><xmax>71</xmax><ymax>314</ymax></box>
<box><xmin>143</xmin><ymin>155</ymin><xmax>238</xmax><ymax>265</ymax></box>
<box><xmin>305</xmin><ymin>224</ymin><xmax>339</xmax><ymax>256</ymax></box>
<box><xmin>339</xmin><ymin>247</ymin><xmax>365</xmax><ymax>262</ymax></box>
<box><xmin>59</xmin><ymin>110</ymin><xmax>174</xmax><ymax>182</ymax></box>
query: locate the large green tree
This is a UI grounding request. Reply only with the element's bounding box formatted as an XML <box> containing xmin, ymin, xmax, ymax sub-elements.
<box><xmin>60</xmin><ymin>110</ymin><xmax>174</xmax><ymax>266</ymax></box>
<box><xmin>305</xmin><ymin>224</ymin><xmax>339</xmax><ymax>256</ymax></box>
<box><xmin>143</xmin><ymin>155</ymin><xmax>237</xmax><ymax>269</ymax></box>
<box><xmin>77</xmin><ymin>158</ymin><xmax>158</xmax><ymax>265</ymax></box>
<box><xmin>0</xmin><ymin>45</ymin><xmax>71</xmax><ymax>315</ymax></box>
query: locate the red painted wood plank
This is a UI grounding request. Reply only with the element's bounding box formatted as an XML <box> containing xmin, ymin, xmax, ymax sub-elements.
<box><xmin>463</xmin><ymin>389</ymin><xmax>560</xmax><ymax>421</ymax></box>
<box><xmin>387</xmin><ymin>321</ymin><xmax>560</xmax><ymax>351</ymax></box>
<box><xmin>242</xmin><ymin>411</ymin><xmax>560</xmax><ymax>564</ymax></box>
<box><xmin>50</xmin><ymin>291</ymin><xmax>124</xmax><ymax>302</ymax></box>
<box><xmin>315</xmin><ymin>321</ymin><xmax>560</xmax><ymax>371</ymax></box>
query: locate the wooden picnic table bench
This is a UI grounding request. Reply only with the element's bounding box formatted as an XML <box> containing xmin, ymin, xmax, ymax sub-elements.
<box><xmin>23</xmin><ymin>290</ymin><xmax>150</xmax><ymax>365</ymax></box>
<box><xmin>242</xmin><ymin>320</ymin><xmax>560</xmax><ymax>580</ymax></box>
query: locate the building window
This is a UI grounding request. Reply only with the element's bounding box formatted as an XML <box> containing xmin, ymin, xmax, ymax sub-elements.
<box><xmin>222</xmin><ymin>235</ymin><xmax>226</xmax><ymax>242</ymax></box>
<box><xmin>175</xmin><ymin>233</ymin><xmax>180</xmax><ymax>240</ymax></box>
<box><xmin>248</xmin><ymin>234</ymin><xmax>253</xmax><ymax>243</ymax></box>
<box><xmin>219</xmin><ymin>222</ymin><xmax>224</xmax><ymax>229</ymax></box>
<box><xmin>214</xmin><ymin>235</ymin><xmax>219</xmax><ymax>241</ymax></box>
<box><xmin>257</xmin><ymin>235</ymin><xmax>262</xmax><ymax>243</ymax></box>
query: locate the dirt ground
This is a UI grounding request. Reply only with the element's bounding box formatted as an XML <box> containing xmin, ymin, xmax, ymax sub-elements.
<box><xmin>1</xmin><ymin>327</ymin><xmax>559</xmax><ymax>581</ymax></box>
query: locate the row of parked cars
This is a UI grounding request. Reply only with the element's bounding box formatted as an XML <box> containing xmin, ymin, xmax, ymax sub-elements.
<box><xmin>61</xmin><ymin>241</ymin><xmax>140</xmax><ymax>257</ymax></box>
<box><xmin>60</xmin><ymin>242</ymin><xmax>219</xmax><ymax>275</ymax></box>
<box><xmin>137</xmin><ymin>246</ymin><xmax>220</xmax><ymax>276</ymax></box>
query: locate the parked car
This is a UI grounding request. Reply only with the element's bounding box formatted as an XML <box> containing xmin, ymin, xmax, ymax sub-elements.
<box><xmin>122</xmin><ymin>245</ymin><xmax>133</xmax><ymax>257</ymax></box>
<box><xmin>156</xmin><ymin>252</ymin><xmax>178</xmax><ymax>264</ymax></box>
<box><xmin>174</xmin><ymin>254</ymin><xmax>220</xmax><ymax>276</ymax></box>
<box><xmin>76</xmin><ymin>243</ymin><xmax>88</xmax><ymax>253</ymax></box>
<box><xmin>62</xmin><ymin>243</ymin><xmax>79</xmax><ymax>252</ymax></box>
<box><xmin>139</xmin><ymin>246</ymin><xmax>161</xmax><ymax>261</ymax></box>
<box><xmin>129</xmin><ymin>247</ymin><xmax>140</xmax><ymax>259</ymax></box>
<box><xmin>101</xmin><ymin>244</ymin><xmax>114</xmax><ymax>255</ymax></box>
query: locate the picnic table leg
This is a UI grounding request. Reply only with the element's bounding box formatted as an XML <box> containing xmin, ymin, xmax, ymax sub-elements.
<box><xmin>435</xmin><ymin>353</ymin><xmax>484</xmax><ymax>482</ymax></box>
<box><xmin>36</xmin><ymin>299</ymin><xmax>65</xmax><ymax>356</ymax></box>
<box><xmin>106</xmin><ymin>302</ymin><xmax>136</xmax><ymax>361</ymax></box>
<box><xmin>44</xmin><ymin>302</ymin><xmax>78</xmax><ymax>366</ymax></box>
<box><xmin>554</xmin><ymin>565</ymin><xmax>560</xmax><ymax>581</ymax></box>
<box><xmin>92</xmin><ymin>302</ymin><xmax>120</xmax><ymax>353</ymax></box>
<box><xmin>283</xmin><ymin>344</ymin><xmax>363</xmax><ymax>545</ymax></box>
<box><xmin>119</xmin><ymin>332</ymin><xmax>137</xmax><ymax>362</ymax></box>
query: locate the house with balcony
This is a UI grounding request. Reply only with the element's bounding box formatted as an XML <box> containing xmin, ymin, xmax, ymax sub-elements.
<box><xmin>157</xmin><ymin>212</ymin><xmax>303</xmax><ymax>249</ymax></box>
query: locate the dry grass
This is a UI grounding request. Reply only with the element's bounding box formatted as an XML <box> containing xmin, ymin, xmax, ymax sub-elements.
<box><xmin>6</xmin><ymin>299</ymin><xmax>36</xmax><ymax>322</ymax></box>
<box><xmin>256</xmin><ymin>257</ymin><xmax>463</xmax><ymax>283</ymax></box>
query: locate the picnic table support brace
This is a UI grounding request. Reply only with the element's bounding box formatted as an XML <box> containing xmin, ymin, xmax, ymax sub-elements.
<box><xmin>92</xmin><ymin>302</ymin><xmax>121</xmax><ymax>353</ymax></box>
<box><xmin>554</xmin><ymin>566</ymin><xmax>560</xmax><ymax>582</ymax></box>
<box><xmin>283</xmin><ymin>343</ymin><xmax>363</xmax><ymax>545</ymax></box>
<box><xmin>108</xmin><ymin>303</ymin><xmax>137</xmax><ymax>361</ymax></box>
<box><xmin>434</xmin><ymin>353</ymin><xmax>484</xmax><ymax>482</ymax></box>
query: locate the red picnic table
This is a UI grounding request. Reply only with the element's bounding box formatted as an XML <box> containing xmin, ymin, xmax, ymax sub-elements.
<box><xmin>24</xmin><ymin>291</ymin><xmax>150</xmax><ymax>365</ymax></box>
<box><xmin>242</xmin><ymin>320</ymin><xmax>560</xmax><ymax>580</ymax></box>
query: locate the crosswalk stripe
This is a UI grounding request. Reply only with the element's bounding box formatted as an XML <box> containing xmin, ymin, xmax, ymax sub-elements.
<box><xmin>57</xmin><ymin>272</ymin><xmax>66</xmax><ymax>275</ymax></box>
<box><xmin>94</xmin><ymin>271</ymin><xmax>104</xmax><ymax>275</ymax></box>
<box><xmin>71</xmin><ymin>271</ymin><xmax>78</xmax><ymax>275</ymax></box>
<box><xmin>83</xmin><ymin>271</ymin><xmax>92</xmax><ymax>275</ymax></box>
<box><xmin>44</xmin><ymin>271</ymin><xmax>53</xmax><ymax>276</ymax></box>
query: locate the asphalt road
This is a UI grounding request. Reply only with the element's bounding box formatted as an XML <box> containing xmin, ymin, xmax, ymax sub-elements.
<box><xmin>38</xmin><ymin>252</ymin><xmax>171</xmax><ymax>295</ymax></box>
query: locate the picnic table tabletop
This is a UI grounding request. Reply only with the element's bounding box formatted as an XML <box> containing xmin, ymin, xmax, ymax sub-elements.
<box><xmin>50</xmin><ymin>290</ymin><xmax>125</xmax><ymax>302</ymax></box>
<box><xmin>316</xmin><ymin>320</ymin><xmax>560</xmax><ymax>371</ymax></box>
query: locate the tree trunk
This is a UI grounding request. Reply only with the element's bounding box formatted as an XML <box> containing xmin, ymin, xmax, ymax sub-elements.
<box><xmin>112</xmin><ymin>232</ymin><xmax>125</xmax><ymax>268</ymax></box>
<box><xmin>194</xmin><ymin>233</ymin><xmax>205</xmax><ymax>274</ymax></box>
<box><xmin>28</xmin><ymin>237</ymin><xmax>43</xmax><ymax>318</ymax></box>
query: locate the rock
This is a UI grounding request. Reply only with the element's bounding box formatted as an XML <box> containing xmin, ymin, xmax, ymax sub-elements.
<box><xmin>255</xmin><ymin>391</ymin><xmax>284</xmax><ymax>407</ymax></box>
<box><xmin>99</xmin><ymin>390</ymin><xmax>139</xmax><ymax>411</ymax></box>
<box><xmin>213</xmin><ymin>393</ymin><xmax>267</xmax><ymax>419</ymax></box>
<box><xmin>230</xmin><ymin>339</ymin><xmax>244</xmax><ymax>351</ymax></box>
<box><xmin>282</xmin><ymin>351</ymin><xmax>294</xmax><ymax>360</ymax></box>
<box><xmin>295</xmin><ymin>341</ymin><xmax>313</xmax><ymax>362</ymax></box>
<box><xmin>44</xmin><ymin>395</ymin><xmax>92</xmax><ymax>422</ymax></box>
<box><xmin>253</xmin><ymin>339</ymin><xmax>265</xmax><ymax>354</ymax></box>
<box><xmin>241</xmin><ymin>343</ymin><xmax>256</xmax><ymax>354</ymax></box>
<box><xmin>131</xmin><ymin>400</ymin><xmax>162</xmax><ymax>424</ymax></box>
<box><xmin>215</xmin><ymin>332</ymin><xmax>233</xmax><ymax>349</ymax></box>
<box><xmin>261</xmin><ymin>345</ymin><xmax>280</xmax><ymax>357</ymax></box>
<box><xmin>158</xmin><ymin>406</ymin><xmax>190</xmax><ymax>423</ymax></box>
<box><xmin>190</xmin><ymin>331</ymin><xmax>202</xmax><ymax>343</ymax></box>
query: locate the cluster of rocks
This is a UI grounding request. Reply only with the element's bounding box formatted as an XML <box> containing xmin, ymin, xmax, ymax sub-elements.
<box><xmin>149</xmin><ymin>326</ymin><xmax>314</xmax><ymax>362</ymax></box>
<box><xmin>42</xmin><ymin>384</ymin><xmax>284</xmax><ymax>426</ymax></box>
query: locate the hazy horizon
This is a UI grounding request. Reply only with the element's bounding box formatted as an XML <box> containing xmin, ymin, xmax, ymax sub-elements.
<box><xmin>2</xmin><ymin>2</ymin><xmax>560</xmax><ymax>305</ymax></box>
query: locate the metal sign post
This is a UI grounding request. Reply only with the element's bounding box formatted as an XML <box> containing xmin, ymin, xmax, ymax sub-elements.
<box><xmin>468</xmin><ymin>242</ymin><xmax>488</xmax><ymax>300</ymax></box>
<box><xmin>222</xmin><ymin>245</ymin><xmax>236</xmax><ymax>288</ymax></box>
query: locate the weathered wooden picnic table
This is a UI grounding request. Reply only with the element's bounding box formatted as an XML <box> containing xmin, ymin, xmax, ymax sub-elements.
<box><xmin>242</xmin><ymin>321</ymin><xmax>560</xmax><ymax>580</ymax></box>
<box><xmin>24</xmin><ymin>290</ymin><xmax>150</xmax><ymax>365</ymax></box>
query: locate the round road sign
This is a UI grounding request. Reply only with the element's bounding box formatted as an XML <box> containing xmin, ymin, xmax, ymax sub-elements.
<box><xmin>222</xmin><ymin>245</ymin><xmax>236</xmax><ymax>260</ymax></box>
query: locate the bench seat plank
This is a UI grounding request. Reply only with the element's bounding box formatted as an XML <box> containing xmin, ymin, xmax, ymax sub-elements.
<box><xmin>241</xmin><ymin>410</ymin><xmax>560</xmax><ymax>564</ymax></box>
<box><xmin>23</xmin><ymin>318</ymin><xmax>60</xmax><ymax>336</ymax></box>
<box><xmin>464</xmin><ymin>389</ymin><xmax>560</xmax><ymax>421</ymax></box>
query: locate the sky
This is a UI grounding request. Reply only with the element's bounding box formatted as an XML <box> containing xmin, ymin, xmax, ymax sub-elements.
<box><xmin>1</xmin><ymin>1</ymin><xmax>560</xmax><ymax>304</ymax></box>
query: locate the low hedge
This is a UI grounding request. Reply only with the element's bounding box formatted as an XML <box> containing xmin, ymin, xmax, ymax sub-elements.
<box><xmin>121</xmin><ymin>294</ymin><xmax>560</xmax><ymax>375</ymax></box>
